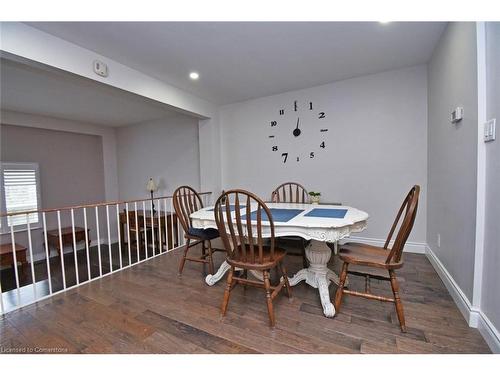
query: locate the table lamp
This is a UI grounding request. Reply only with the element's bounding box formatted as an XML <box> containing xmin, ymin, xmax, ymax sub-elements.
<box><xmin>146</xmin><ymin>178</ymin><xmax>158</xmax><ymax>214</ymax></box>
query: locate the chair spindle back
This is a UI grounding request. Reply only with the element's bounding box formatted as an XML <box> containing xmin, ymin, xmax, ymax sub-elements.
<box><xmin>271</xmin><ymin>182</ymin><xmax>308</xmax><ymax>203</ymax></box>
<box><xmin>384</xmin><ymin>185</ymin><xmax>420</xmax><ymax>264</ymax></box>
<box><xmin>173</xmin><ymin>186</ymin><xmax>204</xmax><ymax>233</ymax></box>
<box><xmin>215</xmin><ymin>189</ymin><xmax>276</xmax><ymax>265</ymax></box>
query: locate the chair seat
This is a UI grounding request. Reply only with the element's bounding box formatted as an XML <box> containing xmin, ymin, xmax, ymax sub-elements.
<box><xmin>338</xmin><ymin>242</ymin><xmax>403</xmax><ymax>269</ymax></box>
<box><xmin>227</xmin><ymin>246</ymin><xmax>286</xmax><ymax>270</ymax></box>
<box><xmin>187</xmin><ymin>227</ymin><xmax>220</xmax><ymax>240</ymax></box>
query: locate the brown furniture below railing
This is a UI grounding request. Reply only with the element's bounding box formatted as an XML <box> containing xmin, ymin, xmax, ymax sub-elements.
<box><xmin>119</xmin><ymin>211</ymin><xmax>178</xmax><ymax>252</ymax></box>
<box><xmin>0</xmin><ymin>243</ymin><xmax>27</xmax><ymax>276</ymax></box>
<box><xmin>46</xmin><ymin>227</ymin><xmax>91</xmax><ymax>260</ymax></box>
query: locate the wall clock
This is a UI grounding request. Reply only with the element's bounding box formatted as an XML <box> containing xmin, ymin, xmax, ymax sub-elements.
<box><xmin>268</xmin><ymin>100</ymin><xmax>329</xmax><ymax>164</ymax></box>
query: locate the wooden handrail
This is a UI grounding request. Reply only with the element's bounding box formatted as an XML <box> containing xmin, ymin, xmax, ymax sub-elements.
<box><xmin>0</xmin><ymin>191</ymin><xmax>212</xmax><ymax>218</ymax></box>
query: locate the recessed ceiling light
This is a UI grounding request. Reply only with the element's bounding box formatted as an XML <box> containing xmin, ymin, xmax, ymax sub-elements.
<box><xmin>379</xmin><ymin>21</ymin><xmax>391</xmax><ymax>24</ymax></box>
<box><xmin>189</xmin><ymin>72</ymin><xmax>199</xmax><ymax>80</ymax></box>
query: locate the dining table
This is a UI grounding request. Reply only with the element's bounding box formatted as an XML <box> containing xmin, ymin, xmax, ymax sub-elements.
<box><xmin>190</xmin><ymin>202</ymin><xmax>369</xmax><ymax>318</ymax></box>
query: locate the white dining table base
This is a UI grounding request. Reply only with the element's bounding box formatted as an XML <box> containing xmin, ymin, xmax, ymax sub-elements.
<box><xmin>287</xmin><ymin>240</ymin><xmax>341</xmax><ymax>318</ymax></box>
<box><xmin>205</xmin><ymin>240</ymin><xmax>343</xmax><ymax>318</ymax></box>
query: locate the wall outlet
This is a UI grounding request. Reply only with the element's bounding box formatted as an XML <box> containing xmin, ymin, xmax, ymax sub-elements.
<box><xmin>437</xmin><ymin>233</ymin><xmax>441</xmax><ymax>248</ymax></box>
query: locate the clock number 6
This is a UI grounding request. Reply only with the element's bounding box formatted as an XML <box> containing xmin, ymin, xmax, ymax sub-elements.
<box><xmin>281</xmin><ymin>153</ymin><xmax>288</xmax><ymax>163</ymax></box>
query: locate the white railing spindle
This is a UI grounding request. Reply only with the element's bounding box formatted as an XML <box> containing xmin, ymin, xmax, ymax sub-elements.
<box><xmin>150</xmin><ymin>200</ymin><xmax>155</xmax><ymax>256</ymax></box>
<box><xmin>10</xmin><ymin>222</ymin><xmax>21</xmax><ymax>306</ymax></box>
<box><xmin>134</xmin><ymin>202</ymin><xmax>139</xmax><ymax>262</ymax></box>
<box><xmin>95</xmin><ymin>206</ymin><xmax>102</xmax><ymax>277</ymax></box>
<box><xmin>83</xmin><ymin>207</ymin><xmax>91</xmax><ymax>281</ymax></box>
<box><xmin>71</xmin><ymin>209</ymin><xmax>80</xmax><ymax>285</ymax></box>
<box><xmin>106</xmin><ymin>205</ymin><xmax>112</xmax><ymax>273</ymax></box>
<box><xmin>170</xmin><ymin>199</ymin><xmax>175</xmax><ymax>250</ymax></box>
<box><xmin>142</xmin><ymin>201</ymin><xmax>148</xmax><ymax>259</ymax></box>
<box><xmin>26</xmin><ymin>214</ymin><xmax>37</xmax><ymax>298</ymax></box>
<box><xmin>0</xmin><ymin>277</ymin><xmax>4</xmax><ymax>314</ymax></box>
<box><xmin>116</xmin><ymin>203</ymin><xmax>123</xmax><ymax>269</ymax></box>
<box><xmin>164</xmin><ymin>198</ymin><xmax>169</xmax><ymax>251</ymax></box>
<box><xmin>57</xmin><ymin>211</ymin><xmax>67</xmax><ymax>290</ymax></box>
<box><xmin>42</xmin><ymin>212</ymin><xmax>53</xmax><ymax>294</ymax></box>
<box><xmin>125</xmin><ymin>203</ymin><xmax>132</xmax><ymax>266</ymax></box>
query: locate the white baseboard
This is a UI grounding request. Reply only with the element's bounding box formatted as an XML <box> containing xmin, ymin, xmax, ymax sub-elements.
<box><xmin>425</xmin><ymin>245</ymin><xmax>476</xmax><ymax>325</ymax></box>
<box><xmin>344</xmin><ymin>236</ymin><xmax>426</xmax><ymax>254</ymax></box>
<box><xmin>425</xmin><ymin>245</ymin><xmax>500</xmax><ymax>353</ymax></box>
<box><xmin>477</xmin><ymin>311</ymin><xmax>500</xmax><ymax>354</ymax></box>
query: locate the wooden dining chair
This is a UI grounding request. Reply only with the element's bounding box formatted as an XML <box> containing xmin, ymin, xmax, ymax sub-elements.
<box><xmin>215</xmin><ymin>189</ymin><xmax>292</xmax><ymax>327</ymax></box>
<box><xmin>271</xmin><ymin>182</ymin><xmax>309</xmax><ymax>203</ymax></box>
<box><xmin>271</xmin><ymin>182</ymin><xmax>309</xmax><ymax>267</ymax></box>
<box><xmin>173</xmin><ymin>186</ymin><xmax>223</xmax><ymax>276</ymax></box>
<box><xmin>334</xmin><ymin>185</ymin><xmax>420</xmax><ymax>332</ymax></box>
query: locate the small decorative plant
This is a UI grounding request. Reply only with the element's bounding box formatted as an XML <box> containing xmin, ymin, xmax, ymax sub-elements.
<box><xmin>308</xmin><ymin>191</ymin><xmax>321</xmax><ymax>204</ymax></box>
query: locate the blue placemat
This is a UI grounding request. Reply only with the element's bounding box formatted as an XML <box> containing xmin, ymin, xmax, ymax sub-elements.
<box><xmin>242</xmin><ymin>208</ymin><xmax>303</xmax><ymax>223</ymax></box>
<box><xmin>304</xmin><ymin>208</ymin><xmax>348</xmax><ymax>219</ymax></box>
<box><xmin>208</xmin><ymin>205</ymin><xmax>245</xmax><ymax>211</ymax></box>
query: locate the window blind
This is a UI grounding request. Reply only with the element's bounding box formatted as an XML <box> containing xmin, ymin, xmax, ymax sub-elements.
<box><xmin>3</xmin><ymin>168</ymin><xmax>39</xmax><ymax>227</ymax></box>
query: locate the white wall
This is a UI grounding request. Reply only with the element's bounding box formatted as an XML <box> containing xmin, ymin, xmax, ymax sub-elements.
<box><xmin>219</xmin><ymin>65</ymin><xmax>428</xmax><ymax>246</ymax></box>
<box><xmin>480</xmin><ymin>22</ymin><xmax>500</xmax><ymax>351</ymax></box>
<box><xmin>1</xmin><ymin>110</ymin><xmax>118</xmax><ymax>202</ymax></box>
<box><xmin>116</xmin><ymin>115</ymin><xmax>201</xmax><ymax>201</ymax></box>
<box><xmin>427</xmin><ymin>22</ymin><xmax>478</xmax><ymax>302</ymax></box>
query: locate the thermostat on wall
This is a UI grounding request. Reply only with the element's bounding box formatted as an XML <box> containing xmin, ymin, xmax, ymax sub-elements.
<box><xmin>451</xmin><ymin>107</ymin><xmax>463</xmax><ymax>124</ymax></box>
<box><xmin>93</xmin><ymin>60</ymin><xmax>108</xmax><ymax>77</ymax></box>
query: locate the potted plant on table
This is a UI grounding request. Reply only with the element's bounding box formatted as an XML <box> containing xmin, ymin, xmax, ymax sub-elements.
<box><xmin>308</xmin><ymin>191</ymin><xmax>321</xmax><ymax>204</ymax></box>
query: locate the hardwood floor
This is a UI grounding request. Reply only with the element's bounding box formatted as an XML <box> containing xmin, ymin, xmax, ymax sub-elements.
<box><xmin>0</xmin><ymin>241</ymin><xmax>491</xmax><ymax>354</ymax></box>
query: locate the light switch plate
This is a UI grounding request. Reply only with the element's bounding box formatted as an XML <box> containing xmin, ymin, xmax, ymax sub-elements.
<box><xmin>484</xmin><ymin>119</ymin><xmax>496</xmax><ymax>142</ymax></box>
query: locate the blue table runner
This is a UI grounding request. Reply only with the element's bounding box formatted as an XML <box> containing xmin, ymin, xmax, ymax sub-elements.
<box><xmin>304</xmin><ymin>208</ymin><xmax>348</xmax><ymax>219</ymax></box>
<box><xmin>243</xmin><ymin>208</ymin><xmax>304</xmax><ymax>223</ymax></box>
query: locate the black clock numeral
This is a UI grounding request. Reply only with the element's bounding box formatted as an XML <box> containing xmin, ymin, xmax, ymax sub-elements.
<box><xmin>309</xmin><ymin>102</ymin><xmax>313</xmax><ymax>110</ymax></box>
<box><xmin>281</xmin><ymin>153</ymin><xmax>288</xmax><ymax>163</ymax></box>
<box><xmin>279</xmin><ymin>109</ymin><xmax>284</xmax><ymax>115</ymax></box>
<box><xmin>320</xmin><ymin>141</ymin><xmax>326</xmax><ymax>149</ymax></box>
<box><xmin>272</xmin><ymin>146</ymin><xmax>278</xmax><ymax>152</ymax></box>
<box><xmin>318</xmin><ymin>112</ymin><xmax>326</xmax><ymax>119</ymax></box>
<box><xmin>296</xmin><ymin>156</ymin><xmax>300</xmax><ymax>162</ymax></box>
<box><xmin>270</xmin><ymin>121</ymin><xmax>277</xmax><ymax>127</ymax></box>
<box><xmin>310</xmin><ymin>152</ymin><xmax>315</xmax><ymax>158</ymax></box>
<box><xmin>320</xmin><ymin>129</ymin><xmax>328</xmax><ymax>132</ymax></box>
<box><xmin>294</xmin><ymin>100</ymin><xmax>298</xmax><ymax>112</ymax></box>
<box><xmin>268</xmin><ymin>135</ymin><xmax>275</xmax><ymax>138</ymax></box>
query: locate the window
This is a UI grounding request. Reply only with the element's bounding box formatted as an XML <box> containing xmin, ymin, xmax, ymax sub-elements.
<box><xmin>0</xmin><ymin>162</ymin><xmax>41</xmax><ymax>231</ymax></box>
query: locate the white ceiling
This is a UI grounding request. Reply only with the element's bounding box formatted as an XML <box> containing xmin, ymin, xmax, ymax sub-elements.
<box><xmin>0</xmin><ymin>58</ymin><xmax>181</xmax><ymax>127</ymax></box>
<box><xmin>26</xmin><ymin>22</ymin><xmax>446</xmax><ymax>105</ymax></box>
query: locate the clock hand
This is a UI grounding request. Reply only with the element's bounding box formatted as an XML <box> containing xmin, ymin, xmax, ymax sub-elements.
<box><xmin>293</xmin><ymin>117</ymin><xmax>301</xmax><ymax>137</ymax></box>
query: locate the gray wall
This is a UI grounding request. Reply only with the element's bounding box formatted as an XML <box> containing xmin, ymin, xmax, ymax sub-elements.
<box><xmin>219</xmin><ymin>65</ymin><xmax>428</xmax><ymax>245</ymax></box>
<box><xmin>427</xmin><ymin>22</ymin><xmax>478</xmax><ymax>301</ymax></box>
<box><xmin>116</xmin><ymin>115</ymin><xmax>201</xmax><ymax>201</ymax></box>
<box><xmin>0</xmin><ymin>123</ymin><xmax>106</xmax><ymax>259</ymax></box>
<box><xmin>481</xmin><ymin>22</ymin><xmax>500</xmax><ymax>339</ymax></box>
